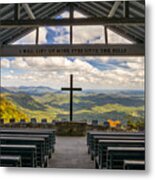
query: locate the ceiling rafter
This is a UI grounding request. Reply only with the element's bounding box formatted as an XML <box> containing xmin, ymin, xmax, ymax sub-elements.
<box><xmin>108</xmin><ymin>1</ymin><xmax>122</xmax><ymax>17</ymax></box>
<box><xmin>0</xmin><ymin>3</ymin><xmax>68</xmax><ymax>45</ymax></box>
<box><xmin>22</xmin><ymin>4</ymin><xmax>35</xmax><ymax>19</ymax></box>
<box><xmin>0</xmin><ymin>1</ymin><xmax>145</xmax><ymax>45</ymax></box>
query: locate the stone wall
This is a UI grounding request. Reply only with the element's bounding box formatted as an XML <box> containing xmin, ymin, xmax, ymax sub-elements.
<box><xmin>55</xmin><ymin>122</ymin><xmax>87</xmax><ymax>136</ymax></box>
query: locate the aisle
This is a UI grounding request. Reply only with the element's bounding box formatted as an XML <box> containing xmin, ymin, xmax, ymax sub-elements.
<box><xmin>49</xmin><ymin>136</ymin><xmax>94</xmax><ymax>169</ymax></box>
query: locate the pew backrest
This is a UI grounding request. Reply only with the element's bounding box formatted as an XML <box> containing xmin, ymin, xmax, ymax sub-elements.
<box><xmin>0</xmin><ymin>144</ymin><xmax>37</xmax><ymax>167</ymax></box>
<box><xmin>123</xmin><ymin>160</ymin><xmax>145</xmax><ymax>170</ymax></box>
<box><xmin>87</xmin><ymin>131</ymin><xmax>144</xmax><ymax>146</ymax></box>
<box><xmin>98</xmin><ymin>139</ymin><xmax>145</xmax><ymax>168</ymax></box>
<box><xmin>107</xmin><ymin>147</ymin><xmax>145</xmax><ymax>169</ymax></box>
<box><xmin>0</xmin><ymin>155</ymin><xmax>21</xmax><ymax>167</ymax></box>
<box><xmin>90</xmin><ymin>135</ymin><xmax>145</xmax><ymax>158</ymax></box>
<box><xmin>0</xmin><ymin>136</ymin><xmax>45</xmax><ymax>167</ymax></box>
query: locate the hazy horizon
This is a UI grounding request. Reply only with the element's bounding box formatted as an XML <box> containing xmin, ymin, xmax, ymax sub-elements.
<box><xmin>1</xmin><ymin>85</ymin><xmax>144</xmax><ymax>92</ymax></box>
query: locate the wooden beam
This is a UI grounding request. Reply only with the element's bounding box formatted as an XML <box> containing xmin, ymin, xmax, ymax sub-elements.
<box><xmin>105</xmin><ymin>1</ymin><xmax>122</xmax><ymax>44</ymax></box>
<box><xmin>0</xmin><ymin>44</ymin><xmax>144</xmax><ymax>57</ymax></box>
<box><xmin>35</xmin><ymin>28</ymin><xmax>39</xmax><ymax>44</ymax></box>
<box><xmin>14</xmin><ymin>4</ymin><xmax>20</xmax><ymax>20</ymax></box>
<box><xmin>108</xmin><ymin>1</ymin><xmax>122</xmax><ymax>17</ymax></box>
<box><xmin>0</xmin><ymin>17</ymin><xmax>144</xmax><ymax>28</ymax></box>
<box><xmin>104</xmin><ymin>26</ymin><xmax>108</xmax><ymax>44</ymax></box>
<box><xmin>123</xmin><ymin>1</ymin><xmax>129</xmax><ymax>18</ymax></box>
<box><xmin>105</xmin><ymin>2</ymin><xmax>121</xmax><ymax>44</ymax></box>
<box><xmin>22</xmin><ymin>4</ymin><xmax>35</xmax><ymax>19</ymax></box>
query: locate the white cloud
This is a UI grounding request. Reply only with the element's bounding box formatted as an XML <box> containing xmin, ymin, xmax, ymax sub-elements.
<box><xmin>1</xmin><ymin>58</ymin><xmax>10</xmax><ymax>68</ymax></box>
<box><xmin>53</xmin><ymin>33</ymin><xmax>69</xmax><ymax>44</ymax></box>
<box><xmin>1</xmin><ymin>55</ymin><xmax>144</xmax><ymax>90</ymax></box>
<box><xmin>13</xmin><ymin>30</ymin><xmax>36</xmax><ymax>45</ymax></box>
<box><xmin>10</xmin><ymin>70</ymin><xmax>14</xmax><ymax>74</ymax></box>
<box><xmin>38</xmin><ymin>27</ymin><xmax>48</xmax><ymax>44</ymax></box>
<box><xmin>59</xmin><ymin>11</ymin><xmax>69</xmax><ymax>18</ymax></box>
<box><xmin>73</xmin><ymin>25</ymin><xmax>104</xmax><ymax>44</ymax></box>
<box><xmin>107</xmin><ymin>29</ymin><xmax>133</xmax><ymax>44</ymax></box>
<box><xmin>74</xmin><ymin>10</ymin><xmax>87</xmax><ymax>18</ymax></box>
<box><xmin>11</xmin><ymin>58</ymin><xmax>29</xmax><ymax>69</ymax></box>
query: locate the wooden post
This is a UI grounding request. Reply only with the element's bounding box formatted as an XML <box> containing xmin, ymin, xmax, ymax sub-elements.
<box><xmin>36</xmin><ymin>28</ymin><xmax>39</xmax><ymax>44</ymax></box>
<box><xmin>104</xmin><ymin>26</ymin><xmax>108</xmax><ymax>44</ymax></box>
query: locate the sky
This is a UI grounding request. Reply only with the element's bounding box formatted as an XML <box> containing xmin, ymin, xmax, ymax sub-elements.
<box><xmin>0</xmin><ymin>11</ymin><xmax>144</xmax><ymax>90</ymax></box>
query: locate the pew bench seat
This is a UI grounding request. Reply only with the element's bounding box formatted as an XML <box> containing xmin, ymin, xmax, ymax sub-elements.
<box><xmin>87</xmin><ymin>131</ymin><xmax>144</xmax><ymax>154</ymax></box>
<box><xmin>0</xmin><ymin>155</ymin><xmax>22</xmax><ymax>167</ymax></box>
<box><xmin>106</xmin><ymin>147</ymin><xmax>145</xmax><ymax>169</ymax></box>
<box><xmin>123</xmin><ymin>160</ymin><xmax>145</xmax><ymax>170</ymax></box>
<box><xmin>95</xmin><ymin>139</ymin><xmax>144</xmax><ymax>169</ymax></box>
<box><xmin>0</xmin><ymin>128</ymin><xmax>56</xmax><ymax>153</ymax></box>
<box><xmin>0</xmin><ymin>136</ymin><xmax>47</xmax><ymax>167</ymax></box>
<box><xmin>0</xmin><ymin>144</ymin><xmax>37</xmax><ymax>167</ymax></box>
<box><xmin>1</xmin><ymin>134</ymin><xmax>52</xmax><ymax>159</ymax></box>
<box><xmin>91</xmin><ymin>135</ymin><xmax>145</xmax><ymax>160</ymax></box>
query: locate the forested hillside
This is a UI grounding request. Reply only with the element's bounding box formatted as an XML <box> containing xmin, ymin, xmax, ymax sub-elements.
<box><xmin>0</xmin><ymin>87</ymin><xmax>145</xmax><ymax>127</ymax></box>
<box><xmin>0</xmin><ymin>94</ymin><xmax>28</xmax><ymax>123</ymax></box>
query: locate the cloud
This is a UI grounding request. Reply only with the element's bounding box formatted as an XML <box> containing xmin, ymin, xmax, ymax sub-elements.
<box><xmin>38</xmin><ymin>27</ymin><xmax>48</xmax><ymax>44</ymax></box>
<box><xmin>74</xmin><ymin>10</ymin><xmax>87</xmax><ymax>18</ymax></box>
<box><xmin>73</xmin><ymin>25</ymin><xmax>104</xmax><ymax>44</ymax></box>
<box><xmin>1</xmin><ymin>58</ymin><xmax>10</xmax><ymax>68</ymax></box>
<box><xmin>13</xmin><ymin>30</ymin><xmax>36</xmax><ymax>45</ymax></box>
<box><xmin>1</xmin><ymin>55</ymin><xmax>144</xmax><ymax>90</ymax></box>
<box><xmin>107</xmin><ymin>29</ymin><xmax>133</xmax><ymax>44</ymax></box>
<box><xmin>11</xmin><ymin>58</ymin><xmax>29</xmax><ymax>69</ymax></box>
<box><xmin>55</xmin><ymin>11</ymin><xmax>69</xmax><ymax>19</ymax></box>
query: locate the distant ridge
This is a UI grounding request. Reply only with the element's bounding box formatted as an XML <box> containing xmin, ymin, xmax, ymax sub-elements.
<box><xmin>0</xmin><ymin>86</ymin><xmax>11</xmax><ymax>93</ymax></box>
<box><xmin>1</xmin><ymin>86</ymin><xmax>144</xmax><ymax>96</ymax></box>
<box><xmin>1</xmin><ymin>86</ymin><xmax>57</xmax><ymax>95</ymax></box>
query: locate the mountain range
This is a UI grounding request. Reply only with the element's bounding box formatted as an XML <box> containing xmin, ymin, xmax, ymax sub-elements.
<box><xmin>1</xmin><ymin>86</ymin><xmax>57</xmax><ymax>95</ymax></box>
<box><xmin>0</xmin><ymin>86</ymin><xmax>145</xmax><ymax>125</ymax></box>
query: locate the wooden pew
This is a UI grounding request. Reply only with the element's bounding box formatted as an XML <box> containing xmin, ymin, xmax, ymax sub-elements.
<box><xmin>96</xmin><ymin>139</ymin><xmax>145</xmax><ymax>169</ymax></box>
<box><xmin>87</xmin><ymin>131</ymin><xmax>144</xmax><ymax>144</ymax></box>
<box><xmin>0</xmin><ymin>136</ymin><xmax>46</xmax><ymax>167</ymax></box>
<box><xmin>1</xmin><ymin>134</ymin><xmax>51</xmax><ymax>159</ymax></box>
<box><xmin>87</xmin><ymin>131</ymin><xmax>144</xmax><ymax>153</ymax></box>
<box><xmin>91</xmin><ymin>135</ymin><xmax>145</xmax><ymax>161</ymax></box>
<box><xmin>0</xmin><ymin>155</ymin><xmax>22</xmax><ymax>167</ymax></box>
<box><xmin>106</xmin><ymin>147</ymin><xmax>145</xmax><ymax>169</ymax></box>
<box><xmin>0</xmin><ymin>144</ymin><xmax>37</xmax><ymax>167</ymax></box>
<box><xmin>0</xmin><ymin>128</ymin><xmax>56</xmax><ymax>153</ymax></box>
<box><xmin>123</xmin><ymin>160</ymin><xmax>145</xmax><ymax>170</ymax></box>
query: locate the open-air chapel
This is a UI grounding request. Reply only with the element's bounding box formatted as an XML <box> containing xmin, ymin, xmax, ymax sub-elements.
<box><xmin>0</xmin><ymin>1</ymin><xmax>145</xmax><ymax>169</ymax></box>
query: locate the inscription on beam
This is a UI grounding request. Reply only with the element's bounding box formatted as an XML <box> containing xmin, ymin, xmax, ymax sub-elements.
<box><xmin>0</xmin><ymin>44</ymin><xmax>144</xmax><ymax>57</ymax></box>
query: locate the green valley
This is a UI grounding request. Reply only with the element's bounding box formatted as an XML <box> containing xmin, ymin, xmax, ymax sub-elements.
<box><xmin>0</xmin><ymin>88</ymin><xmax>145</xmax><ymax>127</ymax></box>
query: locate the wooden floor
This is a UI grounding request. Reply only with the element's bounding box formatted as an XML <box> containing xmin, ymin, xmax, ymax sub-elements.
<box><xmin>49</xmin><ymin>136</ymin><xmax>94</xmax><ymax>169</ymax></box>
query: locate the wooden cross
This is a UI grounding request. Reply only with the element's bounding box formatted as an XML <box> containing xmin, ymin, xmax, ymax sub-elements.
<box><xmin>61</xmin><ymin>74</ymin><xmax>82</xmax><ymax>122</ymax></box>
